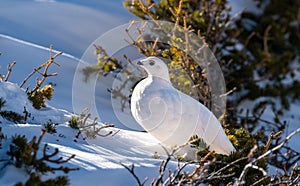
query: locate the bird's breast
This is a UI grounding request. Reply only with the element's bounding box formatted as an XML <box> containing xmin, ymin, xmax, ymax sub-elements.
<box><xmin>130</xmin><ymin>78</ymin><xmax>176</xmax><ymax>129</ymax></box>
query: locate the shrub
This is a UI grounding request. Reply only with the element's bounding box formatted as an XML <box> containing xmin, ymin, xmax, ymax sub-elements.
<box><xmin>28</xmin><ymin>85</ymin><xmax>54</xmax><ymax>110</ymax></box>
<box><xmin>15</xmin><ymin>173</ymin><xmax>69</xmax><ymax>186</ymax></box>
<box><xmin>0</xmin><ymin>126</ymin><xmax>4</xmax><ymax>149</ymax></box>
<box><xmin>19</xmin><ymin>45</ymin><xmax>61</xmax><ymax>110</ymax></box>
<box><xmin>68</xmin><ymin>108</ymin><xmax>115</xmax><ymax>139</ymax></box>
<box><xmin>68</xmin><ymin>115</ymin><xmax>79</xmax><ymax>129</ymax></box>
<box><xmin>43</xmin><ymin>120</ymin><xmax>57</xmax><ymax>134</ymax></box>
<box><xmin>0</xmin><ymin>98</ymin><xmax>24</xmax><ymax>123</ymax></box>
<box><xmin>6</xmin><ymin>129</ymin><xmax>78</xmax><ymax>186</ymax></box>
<box><xmin>115</xmin><ymin>0</ymin><xmax>300</xmax><ymax>184</ymax></box>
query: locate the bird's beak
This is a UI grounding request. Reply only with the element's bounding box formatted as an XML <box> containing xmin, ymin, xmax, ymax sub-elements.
<box><xmin>137</xmin><ymin>61</ymin><xmax>143</xmax><ymax>65</ymax></box>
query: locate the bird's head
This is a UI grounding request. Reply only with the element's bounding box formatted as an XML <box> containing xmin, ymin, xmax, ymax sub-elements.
<box><xmin>137</xmin><ymin>56</ymin><xmax>170</xmax><ymax>82</ymax></box>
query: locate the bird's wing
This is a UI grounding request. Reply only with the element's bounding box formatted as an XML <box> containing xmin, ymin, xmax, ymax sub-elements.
<box><xmin>134</xmin><ymin>85</ymin><xmax>183</xmax><ymax>129</ymax></box>
<box><xmin>179</xmin><ymin>93</ymin><xmax>235</xmax><ymax>154</ymax></box>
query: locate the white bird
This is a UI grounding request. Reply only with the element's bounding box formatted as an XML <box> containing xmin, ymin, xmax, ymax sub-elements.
<box><xmin>131</xmin><ymin>56</ymin><xmax>235</xmax><ymax>155</ymax></box>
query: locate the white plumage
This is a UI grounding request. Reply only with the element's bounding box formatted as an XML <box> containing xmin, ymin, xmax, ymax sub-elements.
<box><xmin>131</xmin><ymin>56</ymin><xmax>235</xmax><ymax>155</ymax></box>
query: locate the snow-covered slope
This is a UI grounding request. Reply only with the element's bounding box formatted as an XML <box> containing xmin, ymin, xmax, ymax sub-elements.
<box><xmin>0</xmin><ymin>0</ymin><xmax>299</xmax><ymax>185</ymax></box>
<box><xmin>0</xmin><ymin>0</ymin><xmax>140</xmax><ymax>130</ymax></box>
<box><xmin>0</xmin><ymin>1</ymin><xmax>176</xmax><ymax>185</ymax></box>
<box><xmin>0</xmin><ymin>81</ymin><xmax>182</xmax><ymax>186</ymax></box>
<box><xmin>0</xmin><ymin>0</ymin><xmax>134</xmax><ymax>58</ymax></box>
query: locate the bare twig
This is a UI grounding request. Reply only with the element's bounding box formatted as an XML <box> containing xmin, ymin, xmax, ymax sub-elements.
<box><xmin>242</xmin><ymin>32</ymin><xmax>256</xmax><ymax>54</ymax></box>
<box><xmin>121</xmin><ymin>164</ymin><xmax>148</xmax><ymax>186</ymax></box>
<box><xmin>169</xmin><ymin>161</ymin><xmax>195</xmax><ymax>184</ymax></box>
<box><xmin>251</xmin><ymin>176</ymin><xmax>269</xmax><ymax>186</ymax></box>
<box><xmin>219</xmin><ymin>87</ymin><xmax>237</xmax><ymax>97</ymax></box>
<box><xmin>263</xmin><ymin>25</ymin><xmax>272</xmax><ymax>54</ymax></box>
<box><xmin>74</xmin><ymin>108</ymin><xmax>116</xmax><ymax>139</ymax></box>
<box><xmin>20</xmin><ymin>60</ymin><xmax>44</xmax><ymax>88</ymax></box>
<box><xmin>188</xmin><ymin>150</ymin><xmax>215</xmax><ymax>178</ymax></box>
<box><xmin>208</xmin><ymin>157</ymin><xmax>248</xmax><ymax>180</ymax></box>
<box><xmin>196</xmin><ymin>172</ymin><xmax>236</xmax><ymax>184</ymax></box>
<box><xmin>263</xmin><ymin>131</ymin><xmax>282</xmax><ymax>153</ymax></box>
<box><xmin>3</xmin><ymin>61</ymin><xmax>16</xmax><ymax>82</ymax></box>
<box><xmin>151</xmin><ymin>143</ymin><xmax>190</xmax><ymax>185</ymax></box>
<box><xmin>257</xmin><ymin>128</ymin><xmax>300</xmax><ymax>161</ymax></box>
<box><xmin>236</xmin><ymin>128</ymin><xmax>300</xmax><ymax>185</ymax></box>
<box><xmin>20</xmin><ymin>45</ymin><xmax>61</xmax><ymax>91</ymax></box>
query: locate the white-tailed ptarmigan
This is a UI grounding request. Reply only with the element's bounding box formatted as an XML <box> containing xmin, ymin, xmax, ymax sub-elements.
<box><xmin>131</xmin><ymin>56</ymin><xmax>235</xmax><ymax>155</ymax></box>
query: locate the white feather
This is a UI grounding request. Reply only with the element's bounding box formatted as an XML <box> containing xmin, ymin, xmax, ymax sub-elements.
<box><xmin>131</xmin><ymin>57</ymin><xmax>235</xmax><ymax>155</ymax></box>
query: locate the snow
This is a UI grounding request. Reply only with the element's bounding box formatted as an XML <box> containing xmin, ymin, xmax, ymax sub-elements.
<box><xmin>0</xmin><ymin>1</ymin><xmax>178</xmax><ymax>185</ymax></box>
<box><xmin>0</xmin><ymin>0</ymin><xmax>134</xmax><ymax>58</ymax></box>
<box><xmin>0</xmin><ymin>81</ymin><xmax>185</xmax><ymax>185</ymax></box>
<box><xmin>229</xmin><ymin>0</ymin><xmax>264</xmax><ymax>16</ymax></box>
<box><xmin>0</xmin><ymin>0</ymin><xmax>299</xmax><ymax>185</ymax></box>
<box><xmin>228</xmin><ymin>0</ymin><xmax>300</xmax><ymax>173</ymax></box>
<box><xmin>238</xmin><ymin>94</ymin><xmax>300</xmax><ymax>175</ymax></box>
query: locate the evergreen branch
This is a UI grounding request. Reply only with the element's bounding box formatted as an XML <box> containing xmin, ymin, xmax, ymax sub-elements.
<box><xmin>6</xmin><ymin>128</ymin><xmax>78</xmax><ymax>184</ymax></box>
<box><xmin>50</xmin><ymin>166</ymin><xmax>79</xmax><ymax>173</ymax></box>
<box><xmin>0</xmin><ymin>98</ymin><xmax>6</xmax><ymax>109</ymax></box>
<box><xmin>0</xmin><ymin>110</ymin><xmax>25</xmax><ymax>123</ymax></box>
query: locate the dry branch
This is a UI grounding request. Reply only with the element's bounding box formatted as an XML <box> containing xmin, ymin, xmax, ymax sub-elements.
<box><xmin>20</xmin><ymin>45</ymin><xmax>61</xmax><ymax>92</ymax></box>
<box><xmin>4</xmin><ymin>61</ymin><xmax>16</xmax><ymax>81</ymax></box>
<box><xmin>0</xmin><ymin>61</ymin><xmax>16</xmax><ymax>82</ymax></box>
<box><xmin>235</xmin><ymin>128</ymin><xmax>300</xmax><ymax>185</ymax></box>
<box><xmin>121</xmin><ymin>164</ymin><xmax>148</xmax><ymax>186</ymax></box>
<box><xmin>188</xmin><ymin>150</ymin><xmax>215</xmax><ymax>178</ymax></box>
<box><xmin>73</xmin><ymin>108</ymin><xmax>116</xmax><ymax>139</ymax></box>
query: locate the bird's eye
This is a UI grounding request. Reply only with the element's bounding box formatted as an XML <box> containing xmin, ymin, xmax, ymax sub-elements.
<box><xmin>149</xmin><ymin>60</ymin><xmax>155</xmax><ymax>66</ymax></box>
